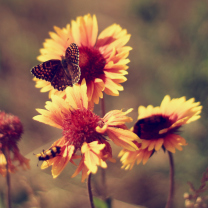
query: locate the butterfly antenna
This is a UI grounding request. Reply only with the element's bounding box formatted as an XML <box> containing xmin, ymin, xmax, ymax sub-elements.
<box><xmin>64</xmin><ymin>38</ymin><xmax>70</xmax><ymax>49</ymax></box>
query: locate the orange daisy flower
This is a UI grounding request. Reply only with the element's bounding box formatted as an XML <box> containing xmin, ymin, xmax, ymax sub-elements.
<box><xmin>119</xmin><ymin>95</ymin><xmax>202</xmax><ymax>170</ymax></box>
<box><xmin>33</xmin><ymin>14</ymin><xmax>131</xmax><ymax>104</ymax></box>
<box><xmin>33</xmin><ymin>80</ymin><xmax>139</xmax><ymax>181</ymax></box>
<box><xmin>0</xmin><ymin>112</ymin><xmax>30</xmax><ymax>176</ymax></box>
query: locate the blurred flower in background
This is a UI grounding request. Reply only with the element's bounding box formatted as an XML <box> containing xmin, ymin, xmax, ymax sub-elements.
<box><xmin>0</xmin><ymin>111</ymin><xmax>30</xmax><ymax>176</ymax></box>
<box><xmin>33</xmin><ymin>13</ymin><xmax>132</xmax><ymax>104</ymax></box>
<box><xmin>119</xmin><ymin>95</ymin><xmax>202</xmax><ymax>170</ymax></box>
<box><xmin>33</xmin><ymin>80</ymin><xmax>139</xmax><ymax>181</ymax></box>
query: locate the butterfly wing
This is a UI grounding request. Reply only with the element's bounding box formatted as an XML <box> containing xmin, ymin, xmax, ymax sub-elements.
<box><xmin>65</xmin><ymin>43</ymin><xmax>81</xmax><ymax>84</ymax></box>
<box><xmin>69</xmin><ymin>63</ymin><xmax>81</xmax><ymax>84</ymax></box>
<box><xmin>65</xmin><ymin>43</ymin><xmax>79</xmax><ymax>64</ymax></box>
<box><xmin>31</xmin><ymin>60</ymin><xmax>61</xmax><ymax>82</ymax></box>
<box><xmin>51</xmin><ymin>65</ymin><xmax>73</xmax><ymax>91</ymax></box>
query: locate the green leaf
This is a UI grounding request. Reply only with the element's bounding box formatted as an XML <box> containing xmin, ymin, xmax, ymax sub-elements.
<box><xmin>93</xmin><ymin>197</ymin><xmax>112</xmax><ymax>208</ymax></box>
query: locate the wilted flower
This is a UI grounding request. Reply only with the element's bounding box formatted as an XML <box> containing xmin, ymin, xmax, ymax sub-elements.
<box><xmin>0</xmin><ymin>111</ymin><xmax>30</xmax><ymax>175</ymax></box>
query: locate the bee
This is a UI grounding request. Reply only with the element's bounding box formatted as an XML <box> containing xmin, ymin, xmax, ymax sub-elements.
<box><xmin>35</xmin><ymin>146</ymin><xmax>61</xmax><ymax>164</ymax></box>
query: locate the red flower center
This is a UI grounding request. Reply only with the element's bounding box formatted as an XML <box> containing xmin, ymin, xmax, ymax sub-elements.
<box><xmin>62</xmin><ymin>108</ymin><xmax>104</xmax><ymax>150</ymax></box>
<box><xmin>133</xmin><ymin>115</ymin><xmax>179</xmax><ymax>140</ymax></box>
<box><xmin>78</xmin><ymin>46</ymin><xmax>106</xmax><ymax>83</ymax></box>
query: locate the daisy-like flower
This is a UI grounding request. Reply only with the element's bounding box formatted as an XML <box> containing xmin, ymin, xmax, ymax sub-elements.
<box><xmin>0</xmin><ymin>111</ymin><xmax>30</xmax><ymax>176</ymax></box>
<box><xmin>33</xmin><ymin>80</ymin><xmax>139</xmax><ymax>181</ymax></box>
<box><xmin>119</xmin><ymin>95</ymin><xmax>202</xmax><ymax>170</ymax></box>
<box><xmin>33</xmin><ymin>13</ymin><xmax>131</xmax><ymax>104</ymax></box>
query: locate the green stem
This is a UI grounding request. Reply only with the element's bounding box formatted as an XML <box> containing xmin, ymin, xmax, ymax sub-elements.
<box><xmin>165</xmin><ymin>151</ymin><xmax>175</xmax><ymax>208</ymax></box>
<box><xmin>87</xmin><ymin>173</ymin><xmax>95</xmax><ymax>208</ymax></box>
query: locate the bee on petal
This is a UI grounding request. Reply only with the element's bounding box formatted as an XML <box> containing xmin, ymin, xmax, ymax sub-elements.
<box><xmin>35</xmin><ymin>146</ymin><xmax>61</xmax><ymax>163</ymax></box>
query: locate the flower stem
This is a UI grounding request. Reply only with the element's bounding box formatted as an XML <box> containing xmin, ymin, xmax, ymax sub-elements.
<box><xmin>100</xmin><ymin>96</ymin><xmax>108</xmax><ymax>200</ymax></box>
<box><xmin>3</xmin><ymin>150</ymin><xmax>12</xmax><ymax>208</ymax></box>
<box><xmin>101</xmin><ymin>168</ymin><xmax>107</xmax><ymax>200</ymax></box>
<box><xmin>101</xmin><ymin>95</ymin><xmax>106</xmax><ymax>117</ymax></box>
<box><xmin>87</xmin><ymin>173</ymin><xmax>95</xmax><ymax>208</ymax></box>
<box><xmin>165</xmin><ymin>151</ymin><xmax>175</xmax><ymax>208</ymax></box>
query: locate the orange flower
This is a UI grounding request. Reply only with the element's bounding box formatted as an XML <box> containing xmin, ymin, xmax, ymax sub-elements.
<box><xmin>0</xmin><ymin>112</ymin><xmax>30</xmax><ymax>175</ymax></box>
<box><xmin>33</xmin><ymin>80</ymin><xmax>139</xmax><ymax>181</ymax></box>
<box><xmin>119</xmin><ymin>95</ymin><xmax>202</xmax><ymax>169</ymax></box>
<box><xmin>33</xmin><ymin>14</ymin><xmax>131</xmax><ymax>104</ymax></box>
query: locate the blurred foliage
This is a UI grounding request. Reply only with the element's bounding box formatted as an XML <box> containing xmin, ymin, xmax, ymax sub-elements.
<box><xmin>93</xmin><ymin>197</ymin><xmax>110</xmax><ymax>208</ymax></box>
<box><xmin>184</xmin><ymin>168</ymin><xmax>208</xmax><ymax>207</ymax></box>
<box><xmin>0</xmin><ymin>0</ymin><xmax>208</xmax><ymax>207</ymax></box>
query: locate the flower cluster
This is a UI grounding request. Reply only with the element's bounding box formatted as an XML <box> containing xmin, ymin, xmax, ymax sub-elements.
<box><xmin>32</xmin><ymin>14</ymin><xmax>202</xmax><ymax>183</ymax></box>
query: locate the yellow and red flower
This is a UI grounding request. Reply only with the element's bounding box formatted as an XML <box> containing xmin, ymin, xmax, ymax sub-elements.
<box><xmin>33</xmin><ymin>14</ymin><xmax>131</xmax><ymax>104</ymax></box>
<box><xmin>33</xmin><ymin>80</ymin><xmax>139</xmax><ymax>181</ymax></box>
<box><xmin>0</xmin><ymin>112</ymin><xmax>30</xmax><ymax>175</ymax></box>
<box><xmin>119</xmin><ymin>95</ymin><xmax>202</xmax><ymax>170</ymax></box>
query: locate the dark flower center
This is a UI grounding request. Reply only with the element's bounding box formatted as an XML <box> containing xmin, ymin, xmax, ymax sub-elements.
<box><xmin>78</xmin><ymin>46</ymin><xmax>106</xmax><ymax>83</ymax></box>
<box><xmin>133</xmin><ymin>115</ymin><xmax>179</xmax><ymax>140</ymax></box>
<box><xmin>62</xmin><ymin>108</ymin><xmax>104</xmax><ymax>150</ymax></box>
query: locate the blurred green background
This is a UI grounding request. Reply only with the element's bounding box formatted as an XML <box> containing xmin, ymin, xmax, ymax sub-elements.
<box><xmin>0</xmin><ymin>0</ymin><xmax>208</xmax><ymax>207</ymax></box>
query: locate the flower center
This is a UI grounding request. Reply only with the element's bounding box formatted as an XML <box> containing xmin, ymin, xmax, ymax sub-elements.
<box><xmin>62</xmin><ymin>108</ymin><xmax>104</xmax><ymax>150</ymax></box>
<box><xmin>78</xmin><ymin>46</ymin><xmax>106</xmax><ymax>83</ymax></box>
<box><xmin>133</xmin><ymin>115</ymin><xmax>179</xmax><ymax>140</ymax></box>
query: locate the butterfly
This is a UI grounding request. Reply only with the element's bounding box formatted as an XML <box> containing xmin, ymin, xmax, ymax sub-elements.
<box><xmin>31</xmin><ymin>43</ymin><xmax>81</xmax><ymax>91</ymax></box>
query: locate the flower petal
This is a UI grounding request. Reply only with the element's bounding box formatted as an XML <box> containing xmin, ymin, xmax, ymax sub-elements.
<box><xmin>107</xmin><ymin>127</ymin><xmax>139</xmax><ymax>151</ymax></box>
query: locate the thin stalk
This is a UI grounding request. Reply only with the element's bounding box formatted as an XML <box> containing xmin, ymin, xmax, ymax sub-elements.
<box><xmin>100</xmin><ymin>96</ymin><xmax>107</xmax><ymax>200</ymax></box>
<box><xmin>87</xmin><ymin>173</ymin><xmax>95</xmax><ymax>208</ymax></box>
<box><xmin>101</xmin><ymin>95</ymin><xmax>106</xmax><ymax>117</ymax></box>
<box><xmin>165</xmin><ymin>151</ymin><xmax>175</xmax><ymax>208</ymax></box>
<box><xmin>3</xmin><ymin>149</ymin><xmax>12</xmax><ymax>208</ymax></box>
<box><xmin>101</xmin><ymin>168</ymin><xmax>107</xmax><ymax>200</ymax></box>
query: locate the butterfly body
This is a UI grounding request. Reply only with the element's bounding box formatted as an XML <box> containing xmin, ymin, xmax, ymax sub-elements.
<box><xmin>31</xmin><ymin>43</ymin><xmax>81</xmax><ymax>91</ymax></box>
<box><xmin>61</xmin><ymin>56</ymin><xmax>76</xmax><ymax>79</ymax></box>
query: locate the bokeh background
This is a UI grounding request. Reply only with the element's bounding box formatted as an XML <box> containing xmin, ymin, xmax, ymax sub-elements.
<box><xmin>0</xmin><ymin>0</ymin><xmax>208</xmax><ymax>207</ymax></box>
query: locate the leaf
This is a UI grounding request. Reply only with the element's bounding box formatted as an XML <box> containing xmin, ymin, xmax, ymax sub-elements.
<box><xmin>93</xmin><ymin>197</ymin><xmax>112</xmax><ymax>208</ymax></box>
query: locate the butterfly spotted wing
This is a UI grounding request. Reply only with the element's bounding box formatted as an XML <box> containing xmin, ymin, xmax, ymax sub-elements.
<box><xmin>31</xmin><ymin>43</ymin><xmax>81</xmax><ymax>91</ymax></box>
<box><xmin>65</xmin><ymin>43</ymin><xmax>81</xmax><ymax>84</ymax></box>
